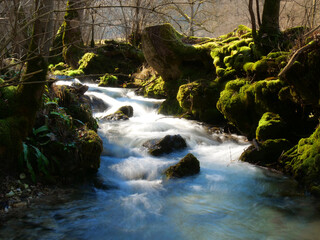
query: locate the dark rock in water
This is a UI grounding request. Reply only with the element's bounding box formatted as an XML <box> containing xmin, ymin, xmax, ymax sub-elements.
<box><xmin>240</xmin><ymin>139</ymin><xmax>292</xmax><ymax>167</ymax></box>
<box><xmin>71</xmin><ymin>82</ymin><xmax>89</xmax><ymax>95</ymax></box>
<box><xmin>143</xmin><ymin>134</ymin><xmax>187</xmax><ymax>156</ymax></box>
<box><xmin>88</xmin><ymin>95</ymin><xmax>109</xmax><ymax>112</ymax></box>
<box><xmin>102</xmin><ymin>105</ymin><xmax>133</xmax><ymax>121</ymax></box>
<box><xmin>118</xmin><ymin>105</ymin><xmax>133</xmax><ymax>118</ymax></box>
<box><xmin>165</xmin><ymin>153</ymin><xmax>200</xmax><ymax>179</ymax></box>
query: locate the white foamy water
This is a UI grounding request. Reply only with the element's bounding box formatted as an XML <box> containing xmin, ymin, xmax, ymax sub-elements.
<box><xmin>1</xmin><ymin>81</ymin><xmax>320</xmax><ymax>240</ymax></box>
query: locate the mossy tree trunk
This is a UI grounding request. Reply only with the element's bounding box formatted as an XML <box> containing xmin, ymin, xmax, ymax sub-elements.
<box><xmin>0</xmin><ymin>0</ymin><xmax>50</xmax><ymax>170</ymax></box>
<box><xmin>62</xmin><ymin>0</ymin><xmax>84</xmax><ymax>69</ymax></box>
<box><xmin>260</xmin><ymin>0</ymin><xmax>280</xmax><ymax>36</ymax></box>
<box><xmin>256</xmin><ymin>0</ymin><xmax>281</xmax><ymax>53</ymax></box>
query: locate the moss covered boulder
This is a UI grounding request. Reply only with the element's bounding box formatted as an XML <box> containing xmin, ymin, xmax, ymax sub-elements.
<box><xmin>280</xmin><ymin>40</ymin><xmax>320</xmax><ymax>109</ymax></box>
<box><xmin>102</xmin><ymin>105</ymin><xmax>133</xmax><ymax>121</ymax></box>
<box><xmin>217</xmin><ymin>78</ymin><xmax>294</xmax><ymax>138</ymax></box>
<box><xmin>143</xmin><ymin>134</ymin><xmax>187</xmax><ymax>156</ymax></box>
<box><xmin>280</xmin><ymin>125</ymin><xmax>320</xmax><ymax>194</ymax></box>
<box><xmin>165</xmin><ymin>153</ymin><xmax>200</xmax><ymax>179</ymax></box>
<box><xmin>98</xmin><ymin>74</ymin><xmax>118</xmax><ymax>87</ymax></box>
<box><xmin>52</xmin><ymin>84</ymin><xmax>97</xmax><ymax>131</ymax></box>
<box><xmin>240</xmin><ymin>139</ymin><xmax>292</xmax><ymax>167</ymax></box>
<box><xmin>142</xmin><ymin>23</ymin><xmax>213</xmax><ymax>82</ymax></box>
<box><xmin>256</xmin><ymin>112</ymin><xmax>288</xmax><ymax>141</ymax></box>
<box><xmin>77</xmin><ymin>127</ymin><xmax>103</xmax><ymax>173</ymax></box>
<box><xmin>77</xmin><ymin>41</ymin><xmax>144</xmax><ymax>83</ymax></box>
<box><xmin>177</xmin><ymin>80</ymin><xmax>224</xmax><ymax>123</ymax></box>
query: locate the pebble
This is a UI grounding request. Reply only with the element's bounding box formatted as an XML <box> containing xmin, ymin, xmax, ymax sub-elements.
<box><xmin>12</xmin><ymin>202</ymin><xmax>27</xmax><ymax>208</ymax></box>
<box><xmin>19</xmin><ymin>173</ymin><xmax>26</xmax><ymax>180</ymax></box>
<box><xmin>5</xmin><ymin>191</ymin><xmax>15</xmax><ymax>198</ymax></box>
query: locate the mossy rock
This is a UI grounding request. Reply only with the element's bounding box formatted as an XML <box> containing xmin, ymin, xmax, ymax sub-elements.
<box><xmin>165</xmin><ymin>153</ymin><xmax>200</xmax><ymax>179</ymax></box>
<box><xmin>217</xmin><ymin>78</ymin><xmax>293</xmax><ymax>138</ymax></box>
<box><xmin>158</xmin><ymin>98</ymin><xmax>184</xmax><ymax>116</ymax></box>
<box><xmin>118</xmin><ymin>105</ymin><xmax>133</xmax><ymax>117</ymax></box>
<box><xmin>256</xmin><ymin>112</ymin><xmax>287</xmax><ymax>141</ymax></box>
<box><xmin>281</xmin><ymin>41</ymin><xmax>320</xmax><ymax>109</ymax></box>
<box><xmin>143</xmin><ymin>134</ymin><xmax>187</xmax><ymax>156</ymax></box>
<box><xmin>77</xmin><ymin>127</ymin><xmax>102</xmax><ymax>173</ymax></box>
<box><xmin>280</xmin><ymin>125</ymin><xmax>320</xmax><ymax>192</ymax></box>
<box><xmin>143</xmin><ymin>76</ymin><xmax>166</xmax><ymax>99</ymax></box>
<box><xmin>240</xmin><ymin>139</ymin><xmax>292</xmax><ymax>167</ymax></box>
<box><xmin>142</xmin><ymin>23</ymin><xmax>214</xmax><ymax>82</ymax></box>
<box><xmin>78</xmin><ymin>53</ymin><xmax>107</xmax><ymax>75</ymax></box>
<box><xmin>176</xmin><ymin>80</ymin><xmax>224</xmax><ymax>123</ymax></box>
<box><xmin>52</xmin><ymin>84</ymin><xmax>98</xmax><ymax>131</ymax></box>
<box><xmin>102</xmin><ymin>105</ymin><xmax>133</xmax><ymax>121</ymax></box>
<box><xmin>98</xmin><ymin>74</ymin><xmax>118</xmax><ymax>87</ymax></box>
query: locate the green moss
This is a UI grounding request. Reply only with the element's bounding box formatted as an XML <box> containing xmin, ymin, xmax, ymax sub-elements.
<box><xmin>62</xmin><ymin>1</ymin><xmax>84</xmax><ymax>69</ymax></box>
<box><xmin>243</xmin><ymin>62</ymin><xmax>254</xmax><ymax>72</ymax></box>
<box><xmin>281</xmin><ymin>125</ymin><xmax>320</xmax><ymax>192</ymax></box>
<box><xmin>222</xmin><ymin>37</ymin><xmax>240</xmax><ymax>43</ymax></box>
<box><xmin>0</xmin><ymin>116</ymin><xmax>28</xmax><ymax>170</ymax></box>
<box><xmin>49</xmin><ymin>24</ymin><xmax>65</xmax><ymax>64</ymax></box>
<box><xmin>176</xmin><ymin>80</ymin><xmax>224</xmax><ymax>123</ymax></box>
<box><xmin>217</xmin><ymin>79</ymin><xmax>289</xmax><ymax>138</ymax></box>
<box><xmin>144</xmin><ymin>76</ymin><xmax>166</xmax><ymax>99</ymax></box>
<box><xmin>0</xmin><ymin>79</ymin><xmax>18</xmax><ymax>117</ymax></box>
<box><xmin>165</xmin><ymin>153</ymin><xmax>200</xmax><ymax>179</ymax></box>
<box><xmin>98</xmin><ymin>73</ymin><xmax>118</xmax><ymax>87</ymax></box>
<box><xmin>240</xmin><ymin>139</ymin><xmax>292</xmax><ymax>167</ymax></box>
<box><xmin>158</xmin><ymin>98</ymin><xmax>184</xmax><ymax>116</ymax></box>
<box><xmin>77</xmin><ymin>128</ymin><xmax>102</xmax><ymax>172</ymax></box>
<box><xmin>256</xmin><ymin>112</ymin><xmax>287</xmax><ymax>141</ymax></box>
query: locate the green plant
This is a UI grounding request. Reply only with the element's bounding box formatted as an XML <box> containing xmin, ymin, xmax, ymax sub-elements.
<box><xmin>19</xmin><ymin>125</ymin><xmax>51</xmax><ymax>182</ymax></box>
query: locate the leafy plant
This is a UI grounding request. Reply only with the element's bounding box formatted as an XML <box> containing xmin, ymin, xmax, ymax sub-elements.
<box><xmin>19</xmin><ymin>125</ymin><xmax>51</xmax><ymax>182</ymax></box>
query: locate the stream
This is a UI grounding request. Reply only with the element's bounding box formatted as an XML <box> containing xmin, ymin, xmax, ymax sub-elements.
<box><xmin>1</xmin><ymin>81</ymin><xmax>320</xmax><ymax>240</ymax></box>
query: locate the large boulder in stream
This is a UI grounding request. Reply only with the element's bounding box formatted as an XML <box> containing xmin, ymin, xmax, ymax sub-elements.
<box><xmin>87</xmin><ymin>95</ymin><xmax>109</xmax><ymax>113</ymax></box>
<box><xmin>165</xmin><ymin>153</ymin><xmax>200</xmax><ymax>179</ymax></box>
<box><xmin>143</xmin><ymin>134</ymin><xmax>187</xmax><ymax>156</ymax></box>
<box><xmin>102</xmin><ymin>105</ymin><xmax>134</xmax><ymax>121</ymax></box>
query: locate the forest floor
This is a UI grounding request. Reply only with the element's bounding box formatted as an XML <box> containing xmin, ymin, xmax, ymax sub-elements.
<box><xmin>0</xmin><ymin>172</ymin><xmax>73</xmax><ymax>224</ymax></box>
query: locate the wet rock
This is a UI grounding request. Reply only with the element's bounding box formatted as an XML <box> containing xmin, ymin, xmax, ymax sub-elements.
<box><xmin>256</xmin><ymin>112</ymin><xmax>287</xmax><ymax>141</ymax></box>
<box><xmin>143</xmin><ymin>134</ymin><xmax>187</xmax><ymax>156</ymax></box>
<box><xmin>87</xmin><ymin>95</ymin><xmax>109</xmax><ymax>112</ymax></box>
<box><xmin>118</xmin><ymin>105</ymin><xmax>134</xmax><ymax>118</ymax></box>
<box><xmin>165</xmin><ymin>153</ymin><xmax>200</xmax><ymax>179</ymax></box>
<box><xmin>102</xmin><ymin>105</ymin><xmax>133</xmax><ymax>121</ymax></box>
<box><xmin>240</xmin><ymin>139</ymin><xmax>292</xmax><ymax>167</ymax></box>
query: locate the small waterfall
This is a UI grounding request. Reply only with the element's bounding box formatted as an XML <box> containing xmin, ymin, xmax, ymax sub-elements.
<box><xmin>1</xmin><ymin>81</ymin><xmax>319</xmax><ymax>240</ymax></box>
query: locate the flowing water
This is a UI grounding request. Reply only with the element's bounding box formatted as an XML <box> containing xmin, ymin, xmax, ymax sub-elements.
<box><xmin>1</xmin><ymin>81</ymin><xmax>320</xmax><ymax>240</ymax></box>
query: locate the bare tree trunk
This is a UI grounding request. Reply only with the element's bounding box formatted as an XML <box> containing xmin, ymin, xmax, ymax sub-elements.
<box><xmin>248</xmin><ymin>0</ymin><xmax>257</xmax><ymax>39</ymax></box>
<box><xmin>311</xmin><ymin>0</ymin><xmax>317</xmax><ymax>28</ymax></box>
<box><xmin>37</xmin><ymin>0</ymin><xmax>54</xmax><ymax>60</ymax></box>
<box><xmin>255</xmin><ymin>0</ymin><xmax>261</xmax><ymax>27</ymax></box>
<box><xmin>119</xmin><ymin>0</ymin><xmax>129</xmax><ymax>41</ymax></box>
<box><xmin>189</xmin><ymin>0</ymin><xmax>195</xmax><ymax>36</ymax></box>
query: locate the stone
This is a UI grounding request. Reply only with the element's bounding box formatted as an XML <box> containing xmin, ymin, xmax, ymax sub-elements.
<box><xmin>88</xmin><ymin>95</ymin><xmax>109</xmax><ymax>112</ymax></box>
<box><xmin>102</xmin><ymin>105</ymin><xmax>133</xmax><ymax>121</ymax></box>
<box><xmin>143</xmin><ymin>134</ymin><xmax>187</xmax><ymax>156</ymax></box>
<box><xmin>165</xmin><ymin>153</ymin><xmax>200</xmax><ymax>179</ymax></box>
